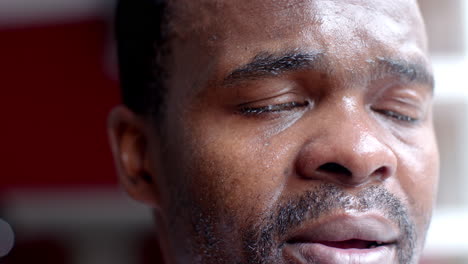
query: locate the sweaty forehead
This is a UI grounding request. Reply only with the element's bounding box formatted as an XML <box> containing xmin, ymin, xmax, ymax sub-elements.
<box><xmin>168</xmin><ymin>0</ymin><xmax>428</xmax><ymax>87</ymax></box>
<box><xmin>170</xmin><ymin>0</ymin><xmax>425</xmax><ymax>46</ymax></box>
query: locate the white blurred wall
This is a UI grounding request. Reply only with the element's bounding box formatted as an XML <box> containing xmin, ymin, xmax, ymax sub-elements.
<box><xmin>419</xmin><ymin>0</ymin><xmax>468</xmax><ymax>262</ymax></box>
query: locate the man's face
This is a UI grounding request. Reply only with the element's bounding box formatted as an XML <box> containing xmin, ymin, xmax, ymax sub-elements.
<box><xmin>141</xmin><ymin>0</ymin><xmax>439</xmax><ymax>263</ymax></box>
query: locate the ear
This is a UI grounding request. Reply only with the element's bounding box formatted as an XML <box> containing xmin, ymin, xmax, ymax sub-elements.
<box><xmin>108</xmin><ymin>106</ymin><xmax>161</xmax><ymax>208</ymax></box>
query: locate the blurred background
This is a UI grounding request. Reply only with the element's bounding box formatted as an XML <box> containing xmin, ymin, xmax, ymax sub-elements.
<box><xmin>0</xmin><ymin>0</ymin><xmax>467</xmax><ymax>263</ymax></box>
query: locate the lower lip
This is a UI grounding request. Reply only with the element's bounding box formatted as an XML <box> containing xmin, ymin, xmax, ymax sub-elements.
<box><xmin>283</xmin><ymin>243</ymin><xmax>396</xmax><ymax>264</ymax></box>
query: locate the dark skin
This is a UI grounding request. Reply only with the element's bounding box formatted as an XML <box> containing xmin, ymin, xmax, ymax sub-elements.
<box><xmin>109</xmin><ymin>0</ymin><xmax>439</xmax><ymax>263</ymax></box>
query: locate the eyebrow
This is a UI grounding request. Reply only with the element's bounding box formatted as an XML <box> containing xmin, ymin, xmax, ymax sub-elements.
<box><xmin>222</xmin><ymin>51</ymin><xmax>434</xmax><ymax>91</ymax></box>
<box><xmin>373</xmin><ymin>57</ymin><xmax>435</xmax><ymax>91</ymax></box>
<box><xmin>223</xmin><ymin>50</ymin><xmax>326</xmax><ymax>86</ymax></box>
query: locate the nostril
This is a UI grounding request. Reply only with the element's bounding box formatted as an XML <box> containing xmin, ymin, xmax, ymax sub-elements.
<box><xmin>317</xmin><ymin>162</ymin><xmax>352</xmax><ymax>176</ymax></box>
<box><xmin>373</xmin><ymin>166</ymin><xmax>389</xmax><ymax>179</ymax></box>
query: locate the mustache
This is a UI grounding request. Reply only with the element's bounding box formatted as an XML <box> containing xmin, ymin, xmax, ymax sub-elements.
<box><xmin>243</xmin><ymin>184</ymin><xmax>416</xmax><ymax>264</ymax></box>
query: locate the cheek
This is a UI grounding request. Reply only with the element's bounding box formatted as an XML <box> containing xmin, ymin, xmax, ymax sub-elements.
<box><xmin>394</xmin><ymin>129</ymin><xmax>439</xmax><ymax>233</ymax></box>
<box><xmin>184</xmin><ymin>121</ymin><xmax>298</xmax><ymax>222</ymax></box>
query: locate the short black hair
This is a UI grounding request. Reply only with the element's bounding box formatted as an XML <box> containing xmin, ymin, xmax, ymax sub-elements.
<box><xmin>115</xmin><ymin>0</ymin><xmax>170</xmax><ymax>117</ymax></box>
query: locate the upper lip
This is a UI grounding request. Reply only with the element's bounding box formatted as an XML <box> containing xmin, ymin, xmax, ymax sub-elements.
<box><xmin>285</xmin><ymin>213</ymin><xmax>399</xmax><ymax>245</ymax></box>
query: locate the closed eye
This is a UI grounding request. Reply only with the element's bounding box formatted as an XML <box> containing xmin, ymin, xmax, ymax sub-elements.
<box><xmin>238</xmin><ymin>101</ymin><xmax>310</xmax><ymax>116</ymax></box>
<box><xmin>373</xmin><ymin>108</ymin><xmax>419</xmax><ymax>123</ymax></box>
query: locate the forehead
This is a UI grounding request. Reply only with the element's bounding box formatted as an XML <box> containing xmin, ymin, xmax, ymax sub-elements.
<box><xmin>169</xmin><ymin>0</ymin><xmax>428</xmax><ymax>86</ymax></box>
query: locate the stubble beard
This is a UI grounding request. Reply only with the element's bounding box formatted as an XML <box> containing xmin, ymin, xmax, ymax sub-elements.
<box><xmin>168</xmin><ymin>183</ymin><xmax>419</xmax><ymax>264</ymax></box>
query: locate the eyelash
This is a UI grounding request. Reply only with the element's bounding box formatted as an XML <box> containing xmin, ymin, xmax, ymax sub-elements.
<box><xmin>373</xmin><ymin>109</ymin><xmax>419</xmax><ymax>123</ymax></box>
<box><xmin>239</xmin><ymin>101</ymin><xmax>310</xmax><ymax>115</ymax></box>
<box><xmin>237</xmin><ymin>101</ymin><xmax>418</xmax><ymax>124</ymax></box>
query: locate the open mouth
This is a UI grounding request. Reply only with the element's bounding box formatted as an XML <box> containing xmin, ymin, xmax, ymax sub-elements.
<box><xmin>282</xmin><ymin>214</ymin><xmax>399</xmax><ymax>263</ymax></box>
<box><xmin>283</xmin><ymin>239</ymin><xmax>396</xmax><ymax>264</ymax></box>
<box><xmin>288</xmin><ymin>238</ymin><xmax>390</xmax><ymax>250</ymax></box>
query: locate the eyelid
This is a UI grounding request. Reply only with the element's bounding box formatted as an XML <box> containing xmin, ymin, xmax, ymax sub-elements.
<box><xmin>371</xmin><ymin>99</ymin><xmax>427</xmax><ymax>125</ymax></box>
<box><xmin>375</xmin><ymin>85</ymin><xmax>429</xmax><ymax>106</ymax></box>
<box><xmin>237</xmin><ymin>89</ymin><xmax>304</xmax><ymax>104</ymax></box>
<box><xmin>237</xmin><ymin>90</ymin><xmax>305</xmax><ymax>106</ymax></box>
<box><xmin>239</xmin><ymin>101</ymin><xmax>310</xmax><ymax>115</ymax></box>
<box><xmin>371</xmin><ymin>85</ymin><xmax>430</xmax><ymax>122</ymax></box>
<box><xmin>386</xmin><ymin>95</ymin><xmax>425</xmax><ymax>110</ymax></box>
<box><xmin>233</xmin><ymin>79</ymin><xmax>300</xmax><ymax>102</ymax></box>
<box><xmin>236</xmin><ymin>91</ymin><xmax>311</xmax><ymax>117</ymax></box>
<box><xmin>372</xmin><ymin>108</ymin><xmax>419</xmax><ymax>124</ymax></box>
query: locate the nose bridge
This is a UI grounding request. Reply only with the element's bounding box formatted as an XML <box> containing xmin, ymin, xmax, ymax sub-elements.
<box><xmin>323</xmin><ymin>98</ymin><xmax>383</xmax><ymax>168</ymax></box>
<box><xmin>296</xmin><ymin>95</ymin><xmax>397</xmax><ymax>186</ymax></box>
<box><xmin>324</xmin><ymin>95</ymin><xmax>372</xmax><ymax>154</ymax></box>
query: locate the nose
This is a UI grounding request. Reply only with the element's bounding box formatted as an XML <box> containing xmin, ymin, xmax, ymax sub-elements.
<box><xmin>295</xmin><ymin>105</ymin><xmax>397</xmax><ymax>187</ymax></box>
